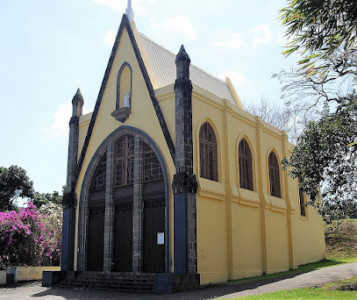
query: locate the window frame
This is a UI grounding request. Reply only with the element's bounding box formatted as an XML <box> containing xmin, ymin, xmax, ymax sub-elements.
<box><xmin>199</xmin><ymin>122</ymin><xmax>218</xmax><ymax>181</ymax></box>
<box><xmin>238</xmin><ymin>138</ymin><xmax>254</xmax><ymax>191</ymax></box>
<box><xmin>268</xmin><ymin>151</ymin><xmax>281</xmax><ymax>198</ymax></box>
<box><xmin>114</xmin><ymin>135</ymin><xmax>135</xmax><ymax>187</ymax></box>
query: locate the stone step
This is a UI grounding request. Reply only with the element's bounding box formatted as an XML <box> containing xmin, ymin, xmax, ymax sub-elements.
<box><xmin>54</xmin><ymin>272</ymin><xmax>155</xmax><ymax>292</ymax></box>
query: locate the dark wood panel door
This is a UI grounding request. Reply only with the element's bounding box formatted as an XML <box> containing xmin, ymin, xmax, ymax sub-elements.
<box><xmin>114</xmin><ymin>200</ymin><xmax>133</xmax><ymax>272</ymax></box>
<box><xmin>143</xmin><ymin>197</ymin><xmax>165</xmax><ymax>273</ymax></box>
<box><xmin>87</xmin><ymin>206</ymin><xmax>105</xmax><ymax>271</ymax></box>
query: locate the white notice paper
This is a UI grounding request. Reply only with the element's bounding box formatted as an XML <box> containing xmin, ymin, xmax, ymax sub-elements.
<box><xmin>157</xmin><ymin>232</ymin><xmax>164</xmax><ymax>245</ymax></box>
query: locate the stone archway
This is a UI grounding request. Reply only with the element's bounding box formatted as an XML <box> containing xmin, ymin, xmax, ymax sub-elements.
<box><xmin>78</xmin><ymin>127</ymin><xmax>169</xmax><ymax>273</ymax></box>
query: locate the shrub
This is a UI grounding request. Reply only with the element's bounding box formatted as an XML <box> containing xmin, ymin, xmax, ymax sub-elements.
<box><xmin>0</xmin><ymin>201</ymin><xmax>62</xmax><ymax>269</ymax></box>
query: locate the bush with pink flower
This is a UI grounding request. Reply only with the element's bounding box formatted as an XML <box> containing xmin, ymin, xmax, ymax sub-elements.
<box><xmin>0</xmin><ymin>201</ymin><xmax>62</xmax><ymax>270</ymax></box>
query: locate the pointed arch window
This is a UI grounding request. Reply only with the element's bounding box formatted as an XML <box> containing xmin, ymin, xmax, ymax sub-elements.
<box><xmin>268</xmin><ymin>151</ymin><xmax>281</xmax><ymax>198</ymax></box>
<box><xmin>298</xmin><ymin>177</ymin><xmax>306</xmax><ymax>217</ymax></box>
<box><xmin>114</xmin><ymin>135</ymin><xmax>134</xmax><ymax>187</ymax></box>
<box><xmin>199</xmin><ymin>122</ymin><xmax>218</xmax><ymax>181</ymax></box>
<box><xmin>90</xmin><ymin>152</ymin><xmax>107</xmax><ymax>192</ymax></box>
<box><xmin>238</xmin><ymin>139</ymin><xmax>253</xmax><ymax>191</ymax></box>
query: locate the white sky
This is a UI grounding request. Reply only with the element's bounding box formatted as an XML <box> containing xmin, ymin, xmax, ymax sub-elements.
<box><xmin>0</xmin><ymin>0</ymin><xmax>297</xmax><ymax>193</ymax></box>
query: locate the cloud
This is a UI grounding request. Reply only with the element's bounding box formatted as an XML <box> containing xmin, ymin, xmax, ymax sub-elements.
<box><xmin>93</xmin><ymin>0</ymin><xmax>156</xmax><ymax>16</ymax></box>
<box><xmin>149</xmin><ymin>16</ymin><xmax>199</xmax><ymax>41</ymax></box>
<box><xmin>103</xmin><ymin>29</ymin><xmax>116</xmax><ymax>46</ymax></box>
<box><xmin>220</xmin><ymin>70</ymin><xmax>255</xmax><ymax>104</ymax></box>
<box><xmin>250</xmin><ymin>24</ymin><xmax>272</xmax><ymax>49</ymax></box>
<box><xmin>42</xmin><ymin>103</ymin><xmax>71</xmax><ymax>138</ymax></box>
<box><xmin>220</xmin><ymin>70</ymin><xmax>248</xmax><ymax>86</ymax></box>
<box><xmin>93</xmin><ymin>0</ymin><xmax>125</xmax><ymax>13</ymax></box>
<box><xmin>211</xmin><ymin>31</ymin><xmax>246</xmax><ymax>49</ymax></box>
<box><xmin>212</xmin><ymin>24</ymin><xmax>273</xmax><ymax>50</ymax></box>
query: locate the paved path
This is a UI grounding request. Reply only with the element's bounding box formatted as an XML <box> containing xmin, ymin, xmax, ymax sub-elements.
<box><xmin>0</xmin><ymin>263</ymin><xmax>356</xmax><ymax>299</ymax></box>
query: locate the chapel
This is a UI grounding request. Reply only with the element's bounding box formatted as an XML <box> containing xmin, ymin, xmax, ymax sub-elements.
<box><xmin>45</xmin><ymin>1</ymin><xmax>325</xmax><ymax>293</ymax></box>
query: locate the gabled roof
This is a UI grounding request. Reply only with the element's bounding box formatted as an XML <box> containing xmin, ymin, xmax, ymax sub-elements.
<box><xmin>137</xmin><ymin>33</ymin><xmax>238</xmax><ymax>106</ymax></box>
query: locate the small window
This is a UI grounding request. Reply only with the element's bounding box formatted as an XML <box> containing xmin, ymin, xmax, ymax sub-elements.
<box><xmin>298</xmin><ymin>177</ymin><xmax>306</xmax><ymax>216</ymax></box>
<box><xmin>268</xmin><ymin>151</ymin><xmax>281</xmax><ymax>198</ymax></box>
<box><xmin>90</xmin><ymin>152</ymin><xmax>107</xmax><ymax>192</ymax></box>
<box><xmin>238</xmin><ymin>139</ymin><xmax>253</xmax><ymax>190</ymax></box>
<box><xmin>199</xmin><ymin>122</ymin><xmax>218</xmax><ymax>181</ymax></box>
<box><xmin>114</xmin><ymin>135</ymin><xmax>134</xmax><ymax>187</ymax></box>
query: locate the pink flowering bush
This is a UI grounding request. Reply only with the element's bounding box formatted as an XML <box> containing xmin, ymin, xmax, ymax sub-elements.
<box><xmin>0</xmin><ymin>201</ymin><xmax>62</xmax><ymax>270</ymax></box>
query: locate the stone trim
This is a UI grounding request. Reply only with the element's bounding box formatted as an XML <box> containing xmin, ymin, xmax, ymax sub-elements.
<box><xmin>103</xmin><ymin>141</ymin><xmax>114</xmax><ymax>271</ymax></box>
<box><xmin>132</xmin><ymin>136</ymin><xmax>143</xmax><ymax>272</ymax></box>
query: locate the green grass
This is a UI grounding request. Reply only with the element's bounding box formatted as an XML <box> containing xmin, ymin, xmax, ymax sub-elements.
<box><xmin>238</xmin><ymin>277</ymin><xmax>357</xmax><ymax>299</ymax></box>
<box><xmin>325</xmin><ymin>218</ymin><xmax>357</xmax><ymax>258</ymax></box>
<box><xmin>238</xmin><ymin>288</ymin><xmax>357</xmax><ymax>299</ymax></box>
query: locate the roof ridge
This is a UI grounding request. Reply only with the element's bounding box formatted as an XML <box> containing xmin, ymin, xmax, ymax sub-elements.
<box><xmin>138</xmin><ymin>32</ymin><xmax>229</xmax><ymax>87</ymax></box>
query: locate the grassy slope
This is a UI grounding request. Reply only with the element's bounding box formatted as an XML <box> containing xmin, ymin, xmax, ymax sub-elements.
<box><xmin>325</xmin><ymin>218</ymin><xmax>357</xmax><ymax>258</ymax></box>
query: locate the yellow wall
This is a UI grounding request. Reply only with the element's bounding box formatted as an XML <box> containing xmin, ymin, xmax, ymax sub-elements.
<box><xmin>15</xmin><ymin>266</ymin><xmax>60</xmax><ymax>282</ymax></box>
<box><xmin>75</xmin><ymin>24</ymin><xmax>325</xmax><ymax>285</ymax></box>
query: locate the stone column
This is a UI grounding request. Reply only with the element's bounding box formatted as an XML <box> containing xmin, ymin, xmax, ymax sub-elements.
<box><xmin>132</xmin><ymin>136</ymin><xmax>144</xmax><ymax>272</ymax></box>
<box><xmin>172</xmin><ymin>46</ymin><xmax>198</xmax><ymax>274</ymax></box>
<box><xmin>61</xmin><ymin>89</ymin><xmax>84</xmax><ymax>271</ymax></box>
<box><xmin>103</xmin><ymin>142</ymin><xmax>114</xmax><ymax>271</ymax></box>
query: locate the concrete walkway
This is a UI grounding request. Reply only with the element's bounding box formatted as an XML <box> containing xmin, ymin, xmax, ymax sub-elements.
<box><xmin>0</xmin><ymin>263</ymin><xmax>356</xmax><ymax>299</ymax></box>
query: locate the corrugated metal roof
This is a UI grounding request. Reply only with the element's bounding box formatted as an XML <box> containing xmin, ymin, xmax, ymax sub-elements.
<box><xmin>138</xmin><ymin>33</ymin><xmax>236</xmax><ymax>105</ymax></box>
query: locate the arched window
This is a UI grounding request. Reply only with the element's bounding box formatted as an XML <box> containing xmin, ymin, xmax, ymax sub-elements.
<box><xmin>238</xmin><ymin>139</ymin><xmax>253</xmax><ymax>190</ymax></box>
<box><xmin>199</xmin><ymin>122</ymin><xmax>218</xmax><ymax>181</ymax></box>
<box><xmin>268</xmin><ymin>151</ymin><xmax>281</xmax><ymax>198</ymax></box>
<box><xmin>90</xmin><ymin>152</ymin><xmax>107</xmax><ymax>192</ymax></box>
<box><xmin>298</xmin><ymin>177</ymin><xmax>306</xmax><ymax>217</ymax></box>
<box><xmin>114</xmin><ymin>135</ymin><xmax>134</xmax><ymax>186</ymax></box>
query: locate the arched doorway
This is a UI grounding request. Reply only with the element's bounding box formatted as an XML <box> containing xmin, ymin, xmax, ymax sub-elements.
<box><xmin>79</xmin><ymin>128</ymin><xmax>168</xmax><ymax>273</ymax></box>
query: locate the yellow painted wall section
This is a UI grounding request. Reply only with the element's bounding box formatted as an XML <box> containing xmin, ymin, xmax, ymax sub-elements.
<box><xmin>189</xmin><ymin>90</ymin><xmax>324</xmax><ymax>283</ymax></box>
<box><xmin>197</xmin><ymin>195</ymin><xmax>229</xmax><ymax>284</ymax></box>
<box><xmin>15</xmin><ymin>266</ymin><xmax>60</xmax><ymax>281</ymax></box>
<box><xmin>231</xmin><ymin>202</ymin><xmax>263</xmax><ymax>279</ymax></box>
<box><xmin>264</xmin><ymin>210</ymin><xmax>290</xmax><ymax>273</ymax></box>
<box><xmin>292</xmin><ymin>199</ymin><xmax>326</xmax><ymax>266</ymax></box>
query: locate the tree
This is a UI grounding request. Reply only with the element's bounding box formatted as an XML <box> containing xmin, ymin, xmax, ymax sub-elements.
<box><xmin>282</xmin><ymin>105</ymin><xmax>357</xmax><ymax>208</ymax></box>
<box><xmin>277</xmin><ymin>0</ymin><xmax>356</xmax><ymax>116</ymax></box>
<box><xmin>280</xmin><ymin>0</ymin><xmax>356</xmax><ymax>89</ymax></box>
<box><xmin>245</xmin><ymin>97</ymin><xmax>308</xmax><ymax>143</ymax></box>
<box><xmin>32</xmin><ymin>190</ymin><xmax>63</xmax><ymax>208</ymax></box>
<box><xmin>278</xmin><ymin>0</ymin><xmax>357</xmax><ymax>213</ymax></box>
<box><xmin>0</xmin><ymin>166</ymin><xmax>34</xmax><ymax>211</ymax></box>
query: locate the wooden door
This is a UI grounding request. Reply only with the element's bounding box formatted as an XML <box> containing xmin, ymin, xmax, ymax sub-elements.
<box><xmin>114</xmin><ymin>200</ymin><xmax>133</xmax><ymax>272</ymax></box>
<box><xmin>87</xmin><ymin>206</ymin><xmax>105</xmax><ymax>271</ymax></box>
<box><xmin>143</xmin><ymin>195</ymin><xmax>165</xmax><ymax>273</ymax></box>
